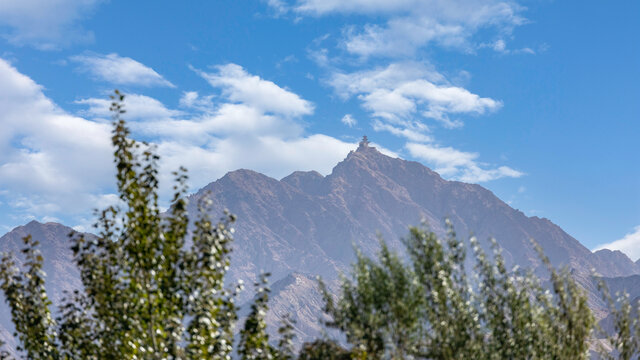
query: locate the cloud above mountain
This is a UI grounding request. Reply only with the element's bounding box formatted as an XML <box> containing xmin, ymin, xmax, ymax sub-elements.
<box><xmin>330</xmin><ymin>61</ymin><xmax>502</xmax><ymax>129</ymax></box>
<box><xmin>0</xmin><ymin>58</ymin><xmax>356</xmax><ymax>228</ymax></box>
<box><xmin>406</xmin><ymin>142</ymin><xmax>522</xmax><ymax>182</ymax></box>
<box><xmin>595</xmin><ymin>226</ymin><xmax>640</xmax><ymax>262</ymax></box>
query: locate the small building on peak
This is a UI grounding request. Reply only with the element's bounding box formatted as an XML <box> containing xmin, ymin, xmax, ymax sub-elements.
<box><xmin>359</xmin><ymin>135</ymin><xmax>370</xmax><ymax>148</ymax></box>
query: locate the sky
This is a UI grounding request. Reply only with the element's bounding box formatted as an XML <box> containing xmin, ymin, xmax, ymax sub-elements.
<box><xmin>0</xmin><ymin>0</ymin><xmax>638</xmax><ymax>259</ymax></box>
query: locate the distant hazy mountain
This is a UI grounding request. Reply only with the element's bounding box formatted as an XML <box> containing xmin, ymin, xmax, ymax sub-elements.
<box><xmin>1</xmin><ymin>141</ymin><xmax>638</xmax><ymax>351</ymax></box>
<box><xmin>593</xmin><ymin>249</ymin><xmax>640</xmax><ymax>277</ymax></box>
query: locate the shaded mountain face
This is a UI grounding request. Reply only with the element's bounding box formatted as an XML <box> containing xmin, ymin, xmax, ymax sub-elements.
<box><xmin>1</xmin><ymin>142</ymin><xmax>638</xmax><ymax>351</ymax></box>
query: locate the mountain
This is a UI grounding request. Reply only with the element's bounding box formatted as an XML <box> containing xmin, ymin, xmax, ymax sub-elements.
<box><xmin>593</xmin><ymin>249</ymin><xmax>640</xmax><ymax>277</ymax></box>
<box><xmin>186</xmin><ymin>141</ymin><xmax>639</xmax><ymax>343</ymax></box>
<box><xmin>191</xmin><ymin>141</ymin><xmax>639</xmax><ymax>289</ymax></box>
<box><xmin>1</xmin><ymin>140</ymin><xmax>638</xmax><ymax>350</ymax></box>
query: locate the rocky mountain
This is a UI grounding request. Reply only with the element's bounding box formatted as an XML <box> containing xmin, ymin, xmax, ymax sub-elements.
<box><xmin>593</xmin><ymin>249</ymin><xmax>640</xmax><ymax>277</ymax></box>
<box><xmin>191</xmin><ymin>141</ymin><xmax>639</xmax><ymax>289</ymax></box>
<box><xmin>1</xmin><ymin>140</ymin><xmax>638</xmax><ymax>351</ymax></box>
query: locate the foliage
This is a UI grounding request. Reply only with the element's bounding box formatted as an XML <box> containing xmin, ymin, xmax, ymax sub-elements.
<box><xmin>596</xmin><ymin>280</ymin><xmax>640</xmax><ymax>360</ymax></box>
<box><xmin>296</xmin><ymin>340</ymin><xmax>352</xmax><ymax>360</ymax></box>
<box><xmin>0</xmin><ymin>235</ymin><xmax>58</xmax><ymax>359</ymax></box>
<box><xmin>238</xmin><ymin>274</ymin><xmax>275</xmax><ymax>360</ymax></box>
<box><xmin>0</xmin><ymin>91</ymin><xmax>284</xmax><ymax>360</ymax></box>
<box><xmin>276</xmin><ymin>314</ymin><xmax>297</xmax><ymax>360</ymax></box>
<box><xmin>320</xmin><ymin>221</ymin><xmax>596</xmax><ymax>359</ymax></box>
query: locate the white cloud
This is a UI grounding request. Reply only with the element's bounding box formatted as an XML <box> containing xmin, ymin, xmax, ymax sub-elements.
<box><xmin>341</xmin><ymin>114</ymin><xmax>357</xmax><ymax>127</ymax></box>
<box><xmin>71</xmin><ymin>53</ymin><xmax>175</xmax><ymax>87</ymax></box>
<box><xmin>594</xmin><ymin>226</ymin><xmax>640</xmax><ymax>262</ymax></box>
<box><xmin>272</xmin><ymin>0</ymin><xmax>526</xmax><ymax>57</ymax></box>
<box><xmin>196</xmin><ymin>63</ymin><xmax>314</xmax><ymax>117</ymax></box>
<box><xmin>156</xmin><ymin>135</ymin><xmax>356</xmax><ymax>187</ymax></box>
<box><xmin>77</xmin><ymin>93</ymin><xmax>183</xmax><ymax>121</ymax></box>
<box><xmin>372</xmin><ymin>120</ymin><xmax>432</xmax><ymax>143</ymax></box>
<box><xmin>406</xmin><ymin>142</ymin><xmax>523</xmax><ymax>183</ymax></box>
<box><xmin>0</xmin><ymin>0</ymin><xmax>102</xmax><ymax>49</ymax></box>
<box><xmin>330</xmin><ymin>62</ymin><xmax>501</xmax><ymax>131</ymax></box>
<box><xmin>0</xmin><ymin>58</ymin><xmax>115</xmax><ymax>224</ymax></box>
<box><xmin>179</xmin><ymin>91</ymin><xmax>214</xmax><ymax>111</ymax></box>
<box><xmin>1</xmin><ymin>58</ymin><xmax>360</xmax><ymax>228</ymax></box>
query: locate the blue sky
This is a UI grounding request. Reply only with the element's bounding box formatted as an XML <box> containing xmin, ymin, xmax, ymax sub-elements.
<box><xmin>0</xmin><ymin>0</ymin><xmax>638</xmax><ymax>258</ymax></box>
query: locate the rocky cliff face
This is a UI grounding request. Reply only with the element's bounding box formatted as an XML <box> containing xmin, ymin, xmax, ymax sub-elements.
<box><xmin>1</xmin><ymin>142</ymin><xmax>637</xmax><ymax>351</ymax></box>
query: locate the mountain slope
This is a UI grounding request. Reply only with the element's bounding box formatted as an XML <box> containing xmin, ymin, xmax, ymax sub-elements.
<box><xmin>191</xmin><ymin>141</ymin><xmax>639</xmax><ymax>291</ymax></box>
<box><xmin>1</xmin><ymin>141</ymin><xmax>638</xmax><ymax>351</ymax></box>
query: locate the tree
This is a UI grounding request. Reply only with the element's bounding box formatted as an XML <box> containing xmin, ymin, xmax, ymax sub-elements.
<box><xmin>596</xmin><ymin>279</ymin><xmax>640</xmax><ymax>360</ymax></box>
<box><xmin>0</xmin><ymin>91</ymin><xmax>283</xmax><ymax>360</ymax></box>
<box><xmin>238</xmin><ymin>274</ymin><xmax>275</xmax><ymax>360</ymax></box>
<box><xmin>320</xmin><ymin>221</ymin><xmax>596</xmax><ymax>359</ymax></box>
<box><xmin>296</xmin><ymin>340</ymin><xmax>351</xmax><ymax>360</ymax></box>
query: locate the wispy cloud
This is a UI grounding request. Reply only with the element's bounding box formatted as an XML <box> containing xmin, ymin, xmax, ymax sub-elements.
<box><xmin>270</xmin><ymin>0</ymin><xmax>527</xmax><ymax>57</ymax></box>
<box><xmin>330</xmin><ymin>61</ymin><xmax>502</xmax><ymax>130</ymax></box>
<box><xmin>195</xmin><ymin>63</ymin><xmax>314</xmax><ymax>117</ymax></box>
<box><xmin>594</xmin><ymin>226</ymin><xmax>640</xmax><ymax>261</ymax></box>
<box><xmin>77</xmin><ymin>94</ymin><xmax>183</xmax><ymax>121</ymax></box>
<box><xmin>341</xmin><ymin>114</ymin><xmax>357</xmax><ymax>127</ymax></box>
<box><xmin>406</xmin><ymin>142</ymin><xmax>523</xmax><ymax>183</ymax></box>
<box><xmin>0</xmin><ymin>0</ymin><xmax>103</xmax><ymax>49</ymax></box>
<box><xmin>71</xmin><ymin>53</ymin><xmax>175</xmax><ymax>87</ymax></box>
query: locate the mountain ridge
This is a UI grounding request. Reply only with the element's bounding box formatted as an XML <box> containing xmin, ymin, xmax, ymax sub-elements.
<box><xmin>1</xmin><ymin>141</ymin><xmax>638</xmax><ymax>350</ymax></box>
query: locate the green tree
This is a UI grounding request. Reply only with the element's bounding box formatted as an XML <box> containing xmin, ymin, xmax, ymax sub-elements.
<box><xmin>296</xmin><ymin>340</ymin><xmax>351</xmax><ymax>360</ymax></box>
<box><xmin>596</xmin><ymin>280</ymin><xmax>640</xmax><ymax>360</ymax></box>
<box><xmin>0</xmin><ymin>91</ymin><xmax>283</xmax><ymax>360</ymax></box>
<box><xmin>320</xmin><ymin>222</ymin><xmax>596</xmax><ymax>359</ymax></box>
<box><xmin>238</xmin><ymin>274</ymin><xmax>275</xmax><ymax>360</ymax></box>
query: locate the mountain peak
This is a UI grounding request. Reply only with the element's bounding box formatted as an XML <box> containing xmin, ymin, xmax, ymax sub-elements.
<box><xmin>357</xmin><ymin>135</ymin><xmax>370</xmax><ymax>149</ymax></box>
<box><xmin>354</xmin><ymin>135</ymin><xmax>379</xmax><ymax>155</ymax></box>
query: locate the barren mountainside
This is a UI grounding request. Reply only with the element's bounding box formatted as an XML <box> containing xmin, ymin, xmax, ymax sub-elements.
<box><xmin>191</xmin><ymin>142</ymin><xmax>639</xmax><ymax>288</ymax></box>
